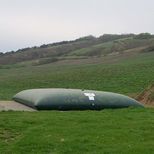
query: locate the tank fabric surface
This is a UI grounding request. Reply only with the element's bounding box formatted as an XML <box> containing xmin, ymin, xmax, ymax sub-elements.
<box><xmin>13</xmin><ymin>89</ymin><xmax>144</xmax><ymax>110</ymax></box>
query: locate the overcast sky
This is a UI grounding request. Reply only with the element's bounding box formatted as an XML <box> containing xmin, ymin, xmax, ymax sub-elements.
<box><xmin>0</xmin><ymin>0</ymin><xmax>154</xmax><ymax>52</ymax></box>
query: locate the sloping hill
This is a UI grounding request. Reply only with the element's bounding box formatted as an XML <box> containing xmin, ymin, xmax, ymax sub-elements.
<box><xmin>67</xmin><ymin>38</ymin><xmax>154</xmax><ymax>56</ymax></box>
<box><xmin>0</xmin><ymin>33</ymin><xmax>154</xmax><ymax>65</ymax></box>
<box><xmin>0</xmin><ymin>50</ymin><xmax>154</xmax><ymax>100</ymax></box>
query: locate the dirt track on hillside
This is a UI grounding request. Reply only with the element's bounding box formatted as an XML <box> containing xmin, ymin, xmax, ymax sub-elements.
<box><xmin>0</xmin><ymin>101</ymin><xmax>36</xmax><ymax>111</ymax></box>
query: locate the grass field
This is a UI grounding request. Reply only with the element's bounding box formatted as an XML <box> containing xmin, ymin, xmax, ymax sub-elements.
<box><xmin>0</xmin><ymin>52</ymin><xmax>154</xmax><ymax>100</ymax></box>
<box><xmin>0</xmin><ymin>108</ymin><xmax>154</xmax><ymax>154</ymax></box>
<box><xmin>0</xmin><ymin>50</ymin><xmax>154</xmax><ymax>153</ymax></box>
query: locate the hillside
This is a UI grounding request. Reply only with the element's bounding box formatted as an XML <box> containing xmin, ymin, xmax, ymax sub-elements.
<box><xmin>0</xmin><ymin>33</ymin><xmax>154</xmax><ymax>65</ymax></box>
<box><xmin>0</xmin><ymin>48</ymin><xmax>154</xmax><ymax>101</ymax></box>
<box><xmin>0</xmin><ymin>33</ymin><xmax>153</xmax><ymax>102</ymax></box>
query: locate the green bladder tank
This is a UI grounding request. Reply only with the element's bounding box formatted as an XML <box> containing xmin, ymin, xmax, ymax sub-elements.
<box><xmin>13</xmin><ymin>88</ymin><xmax>144</xmax><ymax>110</ymax></box>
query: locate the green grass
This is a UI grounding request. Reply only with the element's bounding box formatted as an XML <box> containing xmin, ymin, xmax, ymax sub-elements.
<box><xmin>0</xmin><ymin>108</ymin><xmax>154</xmax><ymax>154</ymax></box>
<box><xmin>0</xmin><ymin>52</ymin><xmax>154</xmax><ymax>100</ymax></box>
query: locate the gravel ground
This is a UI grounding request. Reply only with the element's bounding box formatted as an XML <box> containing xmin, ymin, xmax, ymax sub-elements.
<box><xmin>0</xmin><ymin>101</ymin><xmax>36</xmax><ymax>111</ymax></box>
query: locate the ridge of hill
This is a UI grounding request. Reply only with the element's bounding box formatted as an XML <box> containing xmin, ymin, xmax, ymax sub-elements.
<box><xmin>0</xmin><ymin>33</ymin><xmax>154</xmax><ymax>65</ymax></box>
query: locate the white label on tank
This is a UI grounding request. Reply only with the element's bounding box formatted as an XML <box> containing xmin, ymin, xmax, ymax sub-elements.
<box><xmin>84</xmin><ymin>93</ymin><xmax>95</xmax><ymax>101</ymax></box>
